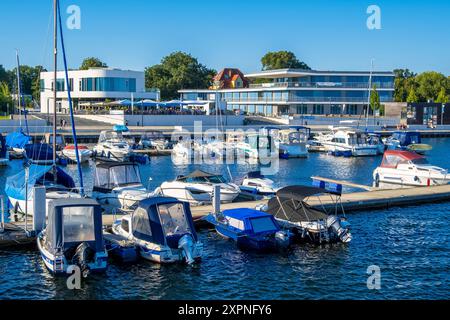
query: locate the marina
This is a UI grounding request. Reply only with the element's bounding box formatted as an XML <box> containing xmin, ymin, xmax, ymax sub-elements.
<box><xmin>0</xmin><ymin>0</ymin><xmax>449</xmax><ymax>304</ymax></box>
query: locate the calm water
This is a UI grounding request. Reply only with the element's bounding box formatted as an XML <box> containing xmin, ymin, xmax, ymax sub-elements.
<box><xmin>0</xmin><ymin>138</ymin><xmax>449</xmax><ymax>300</ymax></box>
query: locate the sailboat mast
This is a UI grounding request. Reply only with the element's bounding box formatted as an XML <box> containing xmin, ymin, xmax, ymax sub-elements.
<box><xmin>366</xmin><ymin>59</ymin><xmax>374</xmax><ymax>130</ymax></box>
<box><xmin>15</xmin><ymin>50</ymin><xmax>22</xmax><ymax>128</ymax></box>
<box><xmin>52</xmin><ymin>0</ymin><xmax>58</xmax><ymax>165</ymax></box>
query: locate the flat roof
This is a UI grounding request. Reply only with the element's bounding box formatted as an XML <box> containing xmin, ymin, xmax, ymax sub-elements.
<box><xmin>244</xmin><ymin>68</ymin><xmax>394</xmax><ymax>78</ymax></box>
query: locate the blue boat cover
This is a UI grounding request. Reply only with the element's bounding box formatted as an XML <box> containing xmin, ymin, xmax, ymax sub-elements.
<box><xmin>223</xmin><ymin>208</ymin><xmax>270</xmax><ymax>220</ymax></box>
<box><xmin>5</xmin><ymin>131</ymin><xmax>32</xmax><ymax>149</ymax></box>
<box><xmin>24</xmin><ymin>143</ymin><xmax>53</xmax><ymax>161</ymax></box>
<box><xmin>132</xmin><ymin>197</ymin><xmax>197</xmax><ymax>245</ymax></box>
<box><xmin>47</xmin><ymin>198</ymin><xmax>103</xmax><ymax>253</ymax></box>
<box><xmin>113</xmin><ymin>124</ymin><xmax>129</xmax><ymax>132</ymax></box>
<box><xmin>5</xmin><ymin>165</ymin><xmax>75</xmax><ymax>201</ymax></box>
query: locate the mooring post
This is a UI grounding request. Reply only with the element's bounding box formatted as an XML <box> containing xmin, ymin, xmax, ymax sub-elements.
<box><xmin>213</xmin><ymin>185</ymin><xmax>221</xmax><ymax>216</ymax></box>
<box><xmin>0</xmin><ymin>195</ymin><xmax>5</xmax><ymax>232</ymax></box>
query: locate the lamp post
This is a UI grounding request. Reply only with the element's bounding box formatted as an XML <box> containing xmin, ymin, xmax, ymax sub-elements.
<box><xmin>441</xmin><ymin>103</ymin><xmax>445</xmax><ymax>126</ymax></box>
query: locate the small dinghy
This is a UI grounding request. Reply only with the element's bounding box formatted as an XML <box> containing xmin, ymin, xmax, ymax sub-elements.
<box><xmin>384</xmin><ymin>131</ymin><xmax>432</xmax><ymax>154</ymax></box>
<box><xmin>204</xmin><ymin>208</ymin><xmax>291</xmax><ymax>252</ymax></box>
<box><xmin>264</xmin><ymin>183</ymin><xmax>352</xmax><ymax>244</ymax></box>
<box><xmin>62</xmin><ymin>145</ymin><xmax>92</xmax><ymax>163</ymax></box>
<box><xmin>111</xmin><ymin>197</ymin><xmax>203</xmax><ymax>264</ymax></box>
<box><xmin>37</xmin><ymin>198</ymin><xmax>108</xmax><ymax>276</ymax></box>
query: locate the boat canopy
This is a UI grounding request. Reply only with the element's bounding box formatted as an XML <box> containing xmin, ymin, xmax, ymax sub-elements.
<box><xmin>391</xmin><ymin>131</ymin><xmax>421</xmax><ymax>146</ymax></box>
<box><xmin>222</xmin><ymin>208</ymin><xmax>279</xmax><ymax>233</ymax></box>
<box><xmin>380</xmin><ymin>150</ymin><xmax>425</xmax><ymax>168</ymax></box>
<box><xmin>0</xmin><ymin>133</ymin><xmax>6</xmax><ymax>158</ymax></box>
<box><xmin>132</xmin><ymin>197</ymin><xmax>197</xmax><ymax>246</ymax></box>
<box><xmin>94</xmin><ymin>162</ymin><xmax>141</xmax><ymax>189</ymax></box>
<box><xmin>275</xmin><ymin>185</ymin><xmax>329</xmax><ymax>202</ymax></box>
<box><xmin>5</xmin><ymin>131</ymin><xmax>32</xmax><ymax>149</ymax></box>
<box><xmin>5</xmin><ymin>165</ymin><xmax>75</xmax><ymax>201</ymax></box>
<box><xmin>266</xmin><ymin>186</ymin><xmax>330</xmax><ymax>222</ymax></box>
<box><xmin>46</xmin><ymin>198</ymin><xmax>103</xmax><ymax>253</ymax></box>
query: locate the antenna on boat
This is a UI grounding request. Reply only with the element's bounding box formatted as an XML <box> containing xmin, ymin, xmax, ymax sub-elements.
<box><xmin>57</xmin><ymin>0</ymin><xmax>84</xmax><ymax>195</ymax></box>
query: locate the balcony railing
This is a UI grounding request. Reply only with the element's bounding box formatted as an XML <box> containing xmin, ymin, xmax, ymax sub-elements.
<box><xmin>249</xmin><ymin>81</ymin><xmax>394</xmax><ymax>89</ymax></box>
<box><xmin>224</xmin><ymin>96</ymin><xmax>392</xmax><ymax>103</ymax></box>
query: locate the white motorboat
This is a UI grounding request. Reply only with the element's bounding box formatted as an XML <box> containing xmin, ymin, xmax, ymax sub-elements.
<box><xmin>367</xmin><ymin>133</ymin><xmax>386</xmax><ymax>155</ymax></box>
<box><xmin>266</xmin><ymin>126</ymin><xmax>309</xmax><ymax>159</ymax></box>
<box><xmin>111</xmin><ymin>197</ymin><xmax>203</xmax><ymax>264</ymax></box>
<box><xmin>158</xmin><ymin>170</ymin><xmax>240</xmax><ymax>205</ymax></box>
<box><xmin>37</xmin><ymin>198</ymin><xmax>108</xmax><ymax>275</ymax></box>
<box><xmin>373</xmin><ymin>150</ymin><xmax>450</xmax><ymax>187</ymax></box>
<box><xmin>93</xmin><ymin>130</ymin><xmax>132</xmax><ymax>161</ymax></box>
<box><xmin>316</xmin><ymin>127</ymin><xmax>378</xmax><ymax>156</ymax></box>
<box><xmin>239</xmin><ymin>171</ymin><xmax>277</xmax><ymax>196</ymax></box>
<box><xmin>264</xmin><ymin>184</ymin><xmax>352</xmax><ymax>244</ymax></box>
<box><xmin>62</xmin><ymin>145</ymin><xmax>92</xmax><ymax>163</ymax></box>
<box><xmin>138</xmin><ymin>130</ymin><xmax>169</xmax><ymax>150</ymax></box>
<box><xmin>5</xmin><ymin>164</ymin><xmax>81</xmax><ymax>216</ymax></box>
<box><xmin>92</xmin><ymin>161</ymin><xmax>154</xmax><ymax>213</ymax></box>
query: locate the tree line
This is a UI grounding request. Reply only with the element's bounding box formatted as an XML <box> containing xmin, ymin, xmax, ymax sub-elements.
<box><xmin>2</xmin><ymin>52</ymin><xmax>449</xmax><ymax>114</ymax></box>
<box><xmin>394</xmin><ymin>69</ymin><xmax>449</xmax><ymax>104</ymax></box>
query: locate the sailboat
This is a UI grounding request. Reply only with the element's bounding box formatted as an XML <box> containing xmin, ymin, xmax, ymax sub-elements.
<box><xmin>36</xmin><ymin>0</ymin><xmax>107</xmax><ymax>276</ymax></box>
<box><xmin>6</xmin><ymin>0</ymin><xmax>83</xmax><ymax>215</ymax></box>
<box><xmin>5</xmin><ymin>51</ymin><xmax>33</xmax><ymax>159</ymax></box>
<box><xmin>0</xmin><ymin>133</ymin><xmax>9</xmax><ymax>166</ymax></box>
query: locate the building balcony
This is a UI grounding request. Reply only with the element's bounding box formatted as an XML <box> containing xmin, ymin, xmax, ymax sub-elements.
<box><xmin>224</xmin><ymin>96</ymin><xmax>392</xmax><ymax>104</ymax></box>
<box><xmin>248</xmin><ymin>81</ymin><xmax>394</xmax><ymax>89</ymax></box>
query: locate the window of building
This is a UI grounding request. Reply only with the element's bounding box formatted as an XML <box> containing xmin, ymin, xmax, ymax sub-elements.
<box><xmin>313</xmin><ymin>104</ymin><xmax>324</xmax><ymax>114</ymax></box>
<box><xmin>247</xmin><ymin>105</ymin><xmax>255</xmax><ymax>114</ymax></box>
<box><xmin>266</xmin><ymin>105</ymin><xmax>273</xmax><ymax>115</ymax></box>
<box><xmin>240</xmin><ymin>92</ymin><xmax>248</xmax><ymax>101</ymax></box>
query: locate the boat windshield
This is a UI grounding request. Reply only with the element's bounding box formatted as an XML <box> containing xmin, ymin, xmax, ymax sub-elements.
<box><xmin>250</xmin><ymin>217</ymin><xmax>278</xmax><ymax>233</ymax></box>
<box><xmin>62</xmin><ymin>206</ymin><xmax>95</xmax><ymax>243</ymax></box>
<box><xmin>411</xmin><ymin>158</ymin><xmax>429</xmax><ymax>165</ymax></box>
<box><xmin>348</xmin><ymin>133</ymin><xmax>368</xmax><ymax>146</ymax></box>
<box><xmin>110</xmin><ymin>165</ymin><xmax>141</xmax><ymax>186</ymax></box>
<box><xmin>142</xmin><ymin>132</ymin><xmax>164</xmax><ymax>140</ymax></box>
<box><xmin>185</xmin><ymin>175</ymin><xmax>226</xmax><ymax>184</ymax></box>
<box><xmin>158</xmin><ymin>202</ymin><xmax>191</xmax><ymax>236</ymax></box>
<box><xmin>99</xmin><ymin>131</ymin><xmax>123</xmax><ymax>143</ymax></box>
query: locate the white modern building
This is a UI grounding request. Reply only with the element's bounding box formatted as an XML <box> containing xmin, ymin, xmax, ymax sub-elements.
<box><xmin>40</xmin><ymin>67</ymin><xmax>160</xmax><ymax>114</ymax></box>
<box><xmin>179</xmin><ymin>68</ymin><xmax>395</xmax><ymax>117</ymax></box>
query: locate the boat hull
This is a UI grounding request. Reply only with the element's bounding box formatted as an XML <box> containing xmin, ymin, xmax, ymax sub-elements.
<box><xmin>373</xmin><ymin>168</ymin><xmax>450</xmax><ymax>186</ymax></box>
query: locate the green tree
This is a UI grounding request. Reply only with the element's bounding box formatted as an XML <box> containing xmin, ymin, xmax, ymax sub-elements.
<box><xmin>261</xmin><ymin>51</ymin><xmax>310</xmax><ymax>70</ymax></box>
<box><xmin>415</xmin><ymin>71</ymin><xmax>448</xmax><ymax>102</ymax></box>
<box><xmin>406</xmin><ymin>87</ymin><xmax>418</xmax><ymax>103</ymax></box>
<box><xmin>145</xmin><ymin>52</ymin><xmax>216</xmax><ymax>100</ymax></box>
<box><xmin>0</xmin><ymin>65</ymin><xmax>9</xmax><ymax>84</ymax></box>
<box><xmin>436</xmin><ymin>87</ymin><xmax>449</xmax><ymax>104</ymax></box>
<box><xmin>0</xmin><ymin>81</ymin><xmax>13</xmax><ymax>114</ymax></box>
<box><xmin>393</xmin><ymin>68</ymin><xmax>416</xmax><ymax>102</ymax></box>
<box><xmin>369</xmin><ymin>84</ymin><xmax>381</xmax><ymax>113</ymax></box>
<box><xmin>80</xmin><ymin>57</ymin><xmax>108</xmax><ymax>70</ymax></box>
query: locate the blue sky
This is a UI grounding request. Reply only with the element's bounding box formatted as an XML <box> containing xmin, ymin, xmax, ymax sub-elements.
<box><xmin>1</xmin><ymin>0</ymin><xmax>449</xmax><ymax>74</ymax></box>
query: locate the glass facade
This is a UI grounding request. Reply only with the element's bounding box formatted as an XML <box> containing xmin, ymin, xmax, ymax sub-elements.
<box><xmin>80</xmin><ymin>77</ymin><xmax>136</xmax><ymax>92</ymax></box>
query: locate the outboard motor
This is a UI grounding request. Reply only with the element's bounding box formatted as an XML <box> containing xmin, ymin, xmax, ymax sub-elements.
<box><xmin>274</xmin><ymin>231</ymin><xmax>290</xmax><ymax>249</ymax></box>
<box><xmin>178</xmin><ymin>234</ymin><xmax>195</xmax><ymax>265</ymax></box>
<box><xmin>326</xmin><ymin>216</ymin><xmax>352</xmax><ymax>243</ymax></box>
<box><xmin>72</xmin><ymin>242</ymin><xmax>95</xmax><ymax>277</ymax></box>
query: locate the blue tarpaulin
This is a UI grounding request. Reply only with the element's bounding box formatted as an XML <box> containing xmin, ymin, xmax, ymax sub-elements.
<box><xmin>5</xmin><ymin>164</ymin><xmax>75</xmax><ymax>201</ymax></box>
<box><xmin>113</xmin><ymin>125</ymin><xmax>129</xmax><ymax>132</ymax></box>
<box><xmin>5</xmin><ymin>131</ymin><xmax>32</xmax><ymax>149</ymax></box>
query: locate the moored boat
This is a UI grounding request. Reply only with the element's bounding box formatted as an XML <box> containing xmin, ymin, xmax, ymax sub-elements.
<box><xmin>373</xmin><ymin>150</ymin><xmax>450</xmax><ymax>186</ymax></box>
<box><xmin>37</xmin><ymin>198</ymin><xmax>108</xmax><ymax>275</ymax></box>
<box><xmin>264</xmin><ymin>184</ymin><xmax>352</xmax><ymax>244</ymax></box>
<box><xmin>111</xmin><ymin>197</ymin><xmax>203</xmax><ymax>264</ymax></box>
<box><xmin>62</xmin><ymin>145</ymin><xmax>92</xmax><ymax>163</ymax></box>
<box><xmin>204</xmin><ymin>208</ymin><xmax>291</xmax><ymax>252</ymax></box>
